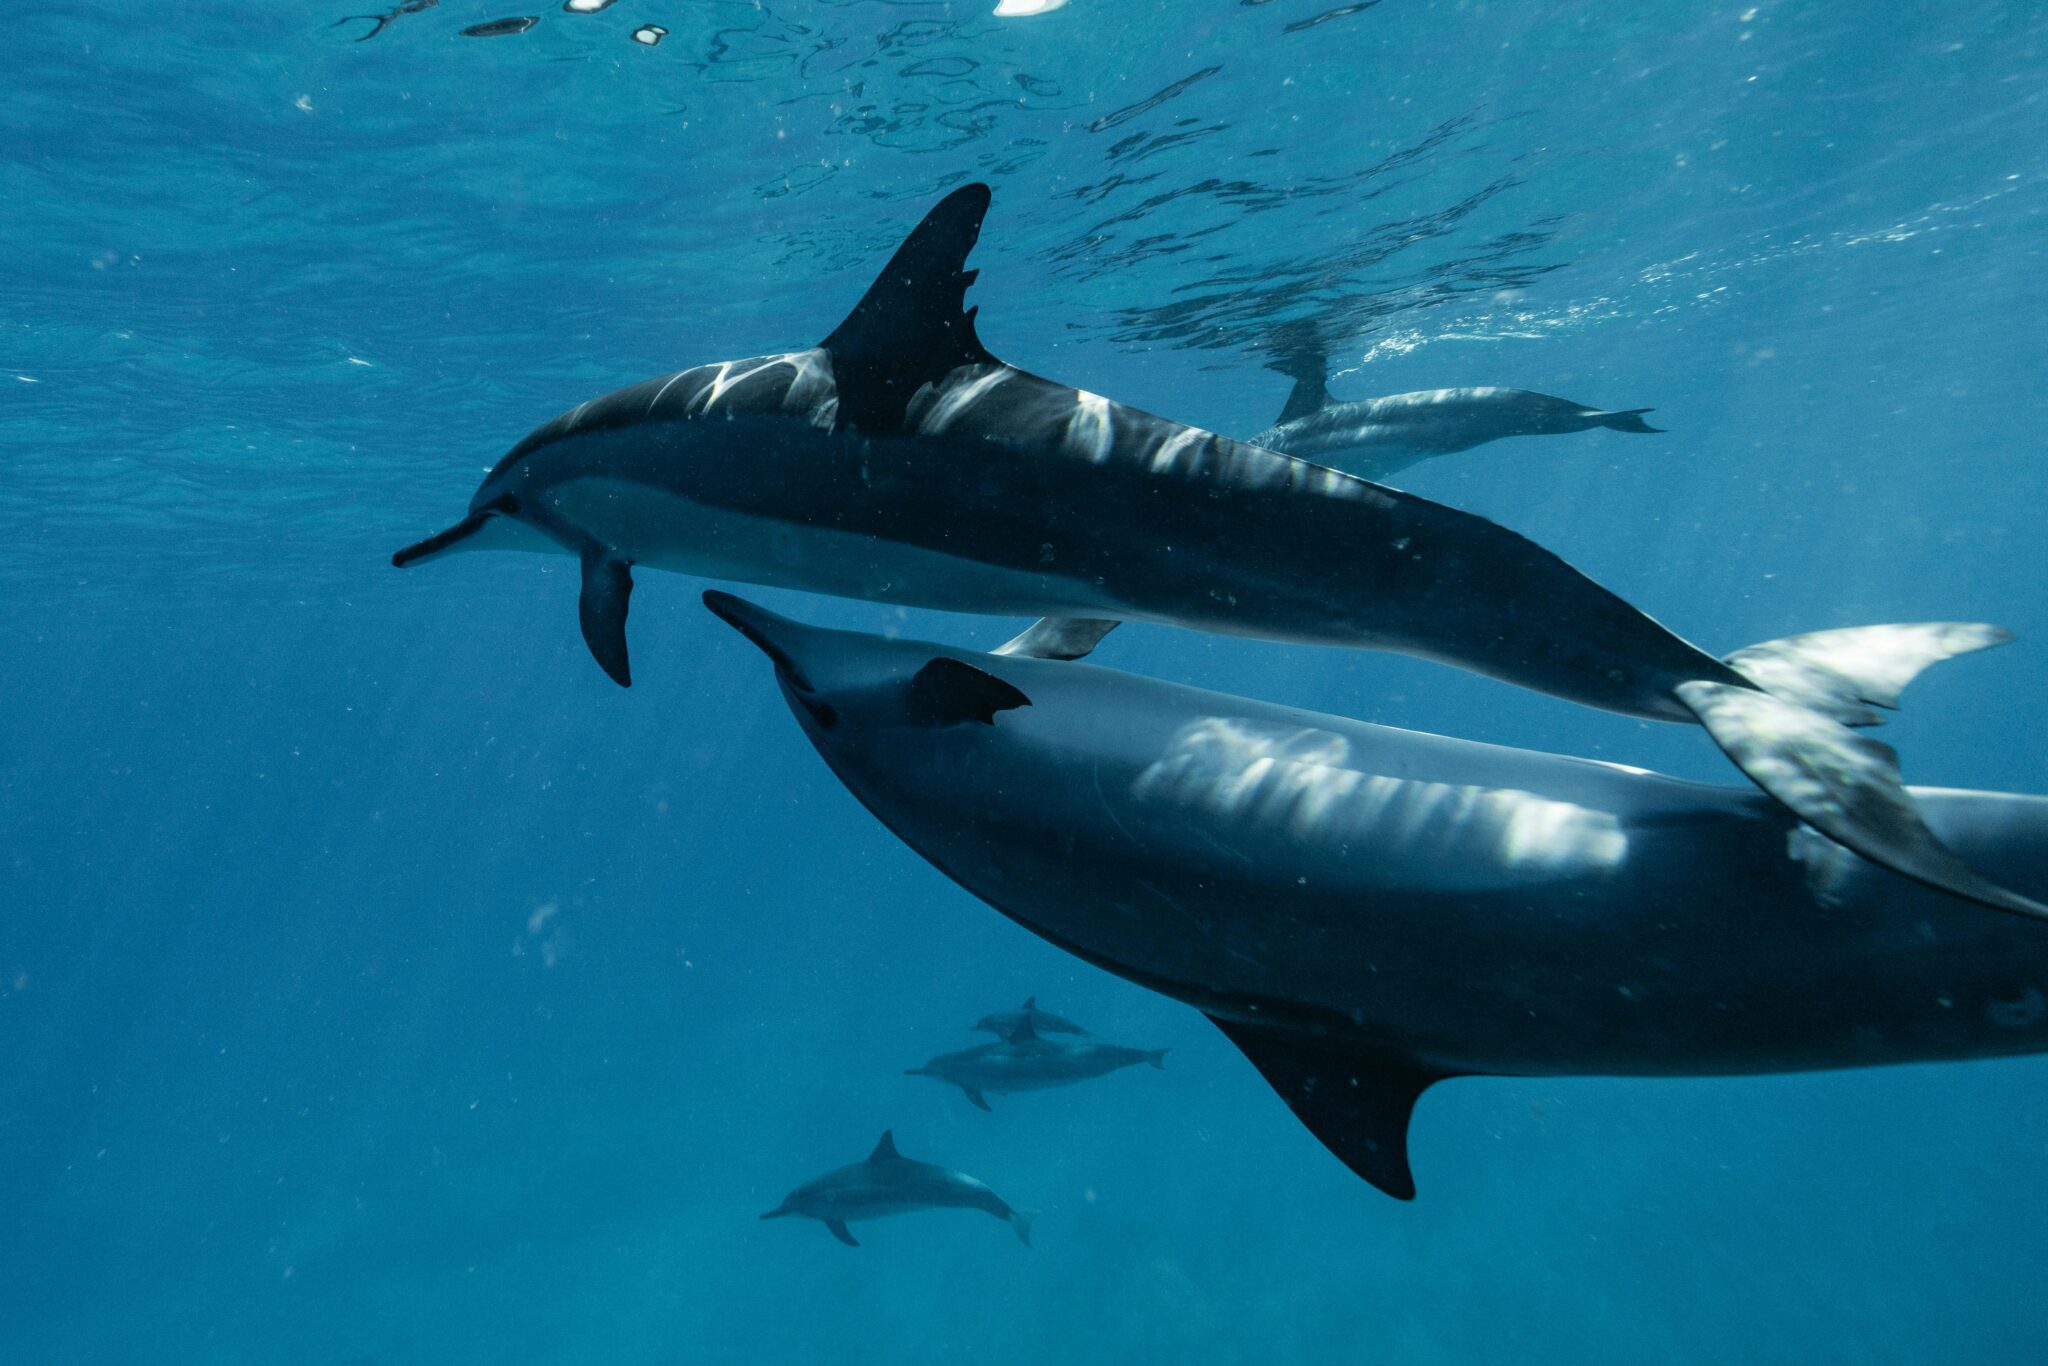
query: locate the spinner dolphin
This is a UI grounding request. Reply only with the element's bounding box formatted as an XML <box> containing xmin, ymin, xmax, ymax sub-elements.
<box><xmin>393</xmin><ymin>185</ymin><xmax>2040</xmax><ymax>918</ymax></box>
<box><xmin>708</xmin><ymin>593</ymin><xmax>2048</xmax><ymax>1198</ymax></box>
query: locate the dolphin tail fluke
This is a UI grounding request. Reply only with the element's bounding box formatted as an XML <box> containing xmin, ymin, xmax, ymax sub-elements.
<box><xmin>1723</xmin><ymin>622</ymin><xmax>2012</xmax><ymax>726</ymax></box>
<box><xmin>1676</xmin><ymin>681</ymin><xmax>2048</xmax><ymax>921</ymax></box>
<box><xmin>1009</xmin><ymin>1209</ymin><xmax>1035</xmax><ymax>1247</ymax></box>
<box><xmin>1206</xmin><ymin>1014</ymin><xmax>1453</xmax><ymax>1200</ymax></box>
<box><xmin>578</xmin><ymin>551</ymin><xmax>634</xmax><ymax>688</ymax></box>
<box><xmin>1591</xmin><ymin>407</ymin><xmax>1662</xmax><ymax>434</ymax></box>
<box><xmin>1144</xmin><ymin>1048</ymin><xmax>1169</xmax><ymax>1070</ymax></box>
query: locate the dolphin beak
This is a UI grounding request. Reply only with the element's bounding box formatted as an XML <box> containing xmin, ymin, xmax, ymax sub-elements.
<box><xmin>703</xmin><ymin>592</ymin><xmax>838</xmax><ymax>729</ymax></box>
<box><xmin>392</xmin><ymin>511</ymin><xmax>492</xmax><ymax>568</ymax></box>
<box><xmin>703</xmin><ymin>592</ymin><xmax>812</xmax><ymax>684</ymax></box>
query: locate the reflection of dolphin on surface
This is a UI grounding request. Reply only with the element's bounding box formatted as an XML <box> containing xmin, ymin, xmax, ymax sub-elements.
<box><xmin>1246</xmin><ymin>332</ymin><xmax>1661</xmax><ymax>483</ymax></box>
<box><xmin>709</xmin><ymin>594</ymin><xmax>2048</xmax><ymax>1199</ymax></box>
<box><xmin>973</xmin><ymin>996</ymin><xmax>1088</xmax><ymax>1039</ymax></box>
<box><xmin>392</xmin><ymin>183</ymin><xmax>2040</xmax><ymax>918</ymax></box>
<box><xmin>760</xmin><ymin>1131</ymin><xmax>1033</xmax><ymax>1248</ymax></box>
<box><xmin>909</xmin><ymin>1025</ymin><xmax>1167</xmax><ymax>1110</ymax></box>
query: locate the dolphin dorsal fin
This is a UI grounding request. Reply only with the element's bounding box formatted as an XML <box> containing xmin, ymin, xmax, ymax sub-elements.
<box><xmin>1206</xmin><ymin>1013</ymin><xmax>1456</xmax><ymax>1200</ymax></box>
<box><xmin>1022</xmin><ymin>996</ymin><xmax>1037</xmax><ymax>1010</ymax></box>
<box><xmin>869</xmin><ymin>1130</ymin><xmax>900</xmax><ymax>1162</ymax></box>
<box><xmin>821</xmin><ymin>184</ymin><xmax>1000</xmax><ymax>432</ymax></box>
<box><xmin>908</xmin><ymin>657</ymin><xmax>1031</xmax><ymax>726</ymax></box>
<box><xmin>1266</xmin><ymin>320</ymin><xmax>1333</xmax><ymax>427</ymax></box>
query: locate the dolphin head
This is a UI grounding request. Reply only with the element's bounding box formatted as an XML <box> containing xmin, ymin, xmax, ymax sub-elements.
<box><xmin>704</xmin><ymin>592</ymin><xmax>1032</xmax><ymax>743</ymax></box>
<box><xmin>391</xmin><ymin>451</ymin><xmax>562</xmax><ymax>568</ymax></box>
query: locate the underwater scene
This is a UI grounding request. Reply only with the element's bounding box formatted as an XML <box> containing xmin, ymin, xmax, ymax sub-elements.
<box><xmin>6</xmin><ymin>1</ymin><xmax>2047</xmax><ymax>1361</ymax></box>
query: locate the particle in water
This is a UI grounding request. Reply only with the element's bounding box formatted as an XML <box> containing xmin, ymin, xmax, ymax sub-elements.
<box><xmin>461</xmin><ymin>16</ymin><xmax>538</xmax><ymax>37</ymax></box>
<box><xmin>563</xmin><ymin>0</ymin><xmax>615</xmax><ymax>10</ymax></box>
<box><xmin>631</xmin><ymin>23</ymin><xmax>667</xmax><ymax>44</ymax></box>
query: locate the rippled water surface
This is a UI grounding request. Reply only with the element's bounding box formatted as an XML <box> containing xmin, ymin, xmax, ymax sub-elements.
<box><xmin>5</xmin><ymin>3</ymin><xmax>2046</xmax><ymax>1363</ymax></box>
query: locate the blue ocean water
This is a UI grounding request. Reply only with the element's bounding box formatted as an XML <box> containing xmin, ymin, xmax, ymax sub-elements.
<box><xmin>5</xmin><ymin>1</ymin><xmax>2046</xmax><ymax>1361</ymax></box>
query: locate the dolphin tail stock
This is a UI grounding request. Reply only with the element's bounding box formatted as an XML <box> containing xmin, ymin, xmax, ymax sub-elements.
<box><xmin>1206</xmin><ymin>1014</ymin><xmax>1455</xmax><ymax>1201</ymax></box>
<box><xmin>1589</xmin><ymin>407</ymin><xmax>1663</xmax><ymax>434</ymax></box>
<box><xmin>1009</xmin><ymin>1209</ymin><xmax>1036</xmax><ymax>1247</ymax></box>
<box><xmin>1689</xmin><ymin>620</ymin><xmax>2043</xmax><ymax>918</ymax></box>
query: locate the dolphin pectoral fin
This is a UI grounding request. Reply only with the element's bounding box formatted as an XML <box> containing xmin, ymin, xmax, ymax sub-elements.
<box><xmin>392</xmin><ymin>512</ymin><xmax>491</xmax><ymax>567</ymax></box>
<box><xmin>578</xmin><ymin>552</ymin><xmax>634</xmax><ymax>688</ymax></box>
<box><xmin>820</xmin><ymin>183</ymin><xmax>999</xmax><ymax>431</ymax></box>
<box><xmin>993</xmin><ymin>617</ymin><xmax>1122</xmax><ymax>661</ymax></box>
<box><xmin>1675</xmin><ymin>682</ymin><xmax>2048</xmax><ymax>921</ymax></box>
<box><xmin>961</xmin><ymin>1086</ymin><xmax>993</xmax><ymax>1112</ymax></box>
<box><xmin>1207</xmin><ymin>1015</ymin><xmax>1453</xmax><ymax>1201</ymax></box>
<box><xmin>824</xmin><ymin>1219</ymin><xmax>859</xmax><ymax>1248</ymax></box>
<box><xmin>908</xmin><ymin>658</ymin><xmax>1031</xmax><ymax>726</ymax></box>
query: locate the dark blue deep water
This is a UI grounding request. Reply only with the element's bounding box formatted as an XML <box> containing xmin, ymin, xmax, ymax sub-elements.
<box><xmin>6</xmin><ymin>3</ymin><xmax>2047</xmax><ymax>1361</ymax></box>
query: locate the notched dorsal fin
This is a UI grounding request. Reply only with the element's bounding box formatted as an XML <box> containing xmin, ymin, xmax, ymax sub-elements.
<box><xmin>868</xmin><ymin>1130</ymin><xmax>900</xmax><ymax>1162</ymax></box>
<box><xmin>908</xmin><ymin>657</ymin><xmax>1031</xmax><ymax>726</ymax></box>
<box><xmin>822</xmin><ymin>183</ymin><xmax>1000</xmax><ymax>431</ymax></box>
<box><xmin>1207</xmin><ymin>1014</ymin><xmax>1454</xmax><ymax>1200</ymax></box>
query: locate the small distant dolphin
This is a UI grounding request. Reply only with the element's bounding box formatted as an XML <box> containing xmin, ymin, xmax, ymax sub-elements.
<box><xmin>1246</xmin><ymin>327</ymin><xmax>1661</xmax><ymax>483</ymax></box>
<box><xmin>709</xmin><ymin>595</ymin><xmax>2048</xmax><ymax>1199</ymax></box>
<box><xmin>1250</xmin><ymin>386</ymin><xmax>1662</xmax><ymax>484</ymax></box>
<box><xmin>391</xmin><ymin>183</ymin><xmax>2040</xmax><ymax>919</ymax></box>
<box><xmin>759</xmin><ymin>1130</ymin><xmax>1033</xmax><ymax>1248</ymax></box>
<box><xmin>973</xmin><ymin>996</ymin><xmax>1088</xmax><ymax>1039</ymax></box>
<box><xmin>908</xmin><ymin>1026</ymin><xmax>1167</xmax><ymax>1110</ymax></box>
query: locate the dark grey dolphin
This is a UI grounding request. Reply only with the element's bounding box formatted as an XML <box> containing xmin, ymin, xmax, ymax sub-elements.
<box><xmin>759</xmin><ymin>1130</ymin><xmax>1033</xmax><ymax>1248</ymax></box>
<box><xmin>1250</xmin><ymin>384</ymin><xmax>1662</xmax><ymax>484</ymax></box>
<box><xmin>391</xmin><ymin>183</ymin><xmax>2038</xmax><ymax>918</ymax></box>
<box><xmin>707</xmin><ymin>594</ymin><xmax>2048</xmax><ymax>1199</ymax></box>
<box><xmin>908</xmin><ymin>1025</ymin><xmax>1167</xmax><ymax>1110</ymax></box>
<box><xmin>972</xmin><ymin>996</ymin><xmax>1088</xmax><ymax>1039</ymax></box>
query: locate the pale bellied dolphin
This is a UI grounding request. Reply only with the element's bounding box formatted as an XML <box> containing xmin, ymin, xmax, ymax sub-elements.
<box><xmin>1246</xmin><ymin>325</ymin><xmax>1661</xmax><ymax>483</ymax></box>
<box><xmin>908</xmin><ymin>1025</ymin><xmax>1167</xmax><ymax>1110</ymax></box>
<box><xmin>973</xmin><ymin>996</ymin><xmax>1088</xmax><ymax>1039</ymax></box>
<box><xmin>759</xmin><ymin>1130</ymin><xmax>1033</xmax><ymax>1247</ymax></box>
<box><xmin>391</xmin><ymin>183</ymin><xmax>2040</xmax><ymax>918</ymax></box>
<box><xmin>1250</xmin><ymin>385</ymin><xmax>1662</xmax><ymax>484</ymax></box>
<box><xmin>707</xmin><ymin>594</ymin><xmax>2048</xmax><ymax>1199</ymax></box>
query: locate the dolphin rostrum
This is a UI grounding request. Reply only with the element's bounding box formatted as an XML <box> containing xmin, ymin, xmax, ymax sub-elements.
<box><xmin>759</xmin><ymin>1130</ymin><xmax>1033</xmax><ymax>1248</ymax></box>
<box><xmin>392</xmin><ymin>183</ymin><xmax>2040</xmax><ymax>918</ymax></box>
<box><xmin>708</xmin><ymin>594</ymin><xmax>2048</xmax><ymax>1199</ymax></box>
<box><xmin>973</xmin><ymin>996</ymin><xmax>1089</xmax><ymax>1040</ymax></box>
<box><xmin>908</xmin><ymin>1024</ymin><xmax>1167</xmax><ymax>1110</ymax></box>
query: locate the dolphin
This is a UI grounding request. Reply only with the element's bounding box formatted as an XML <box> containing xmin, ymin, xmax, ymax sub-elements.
<box><xmin>391</xmin><ymin>183</ymin><xmax>2040</xmax><ymax>919</ymax></box>
<box><xmin>707</xmin><ymin>594</ymin><xmax>2048</xmax><ymax>1199</ymax></box>
<box><xmin>973</xmin><ymin>996</ymin><xmax>1089</xmax><ymax>1039</ymax></box>
<box><xmin>759</xmin><ymin>1130</ymin><xmax>1033</xmax><ymax>1247</ymax></box>
<box><xmin>1249</xmin><ymin>383</ymin><xmax>1662</xmax><ymax>484</ymax></box>
<box><xmin>908</xmin><ymin>1025</ymin><xmax>1167</xmax><ymax>1110</ymax></box>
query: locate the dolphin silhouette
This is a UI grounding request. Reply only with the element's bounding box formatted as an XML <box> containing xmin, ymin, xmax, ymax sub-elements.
<box><xmin>972</xmin><ymin>996</ymin><xmax>1090</xmax><ymax>1040</ymax></box>
<box><xmin>392</xmin><ymin>184</ymin><xmax>2040</xmax><ymax>919</ymax></box>
<box><xmin>908</xmin><ymin>1025</ymin><xmax>1166</xmax><ymax>1110</ymax></box>
<box><xmin>709</xmin><ymin>593</ymin><xmax>2048</xmax><ymax>1198</ymax></box>
<box><xmin>760</xmin><ymin>1130</ymin><xmax>1033</xmax><ymax>1248</ymax></box>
